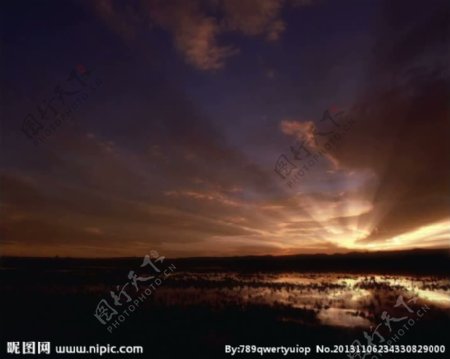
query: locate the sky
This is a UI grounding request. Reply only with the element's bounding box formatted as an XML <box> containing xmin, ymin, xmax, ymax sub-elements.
<box><xmin>0</xmin><ymin>0</ymin><xmax>449</xmax><ymax>258</ymax></box>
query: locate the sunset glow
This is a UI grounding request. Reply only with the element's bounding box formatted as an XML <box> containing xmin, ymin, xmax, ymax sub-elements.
<box><xmin>1</xmin><ymin>0</ymin><xmax>448</xmax><ymax>258</ymax></box>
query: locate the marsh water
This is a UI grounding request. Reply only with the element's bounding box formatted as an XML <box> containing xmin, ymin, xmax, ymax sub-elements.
<box><xmin>153</xmin><ymin>272</ymin><xmax>450</xmax><ymax>328</ymax></box>
<box><xmin>2</xmin><ymin>264</ymin><xmax>450</xmax><ymax>358</ymax></box>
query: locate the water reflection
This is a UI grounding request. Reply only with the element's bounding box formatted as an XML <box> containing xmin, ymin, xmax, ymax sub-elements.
<box><xmin>156</xmin><ymin>272</ymin><xmax>450</xmax><ymax>328</ymax></box>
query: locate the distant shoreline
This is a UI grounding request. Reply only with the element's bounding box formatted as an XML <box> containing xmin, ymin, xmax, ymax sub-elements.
<box><xmin>1</xmin><ymin>248</ymin><xmax>448</xmax><ymax>275</ymax></box>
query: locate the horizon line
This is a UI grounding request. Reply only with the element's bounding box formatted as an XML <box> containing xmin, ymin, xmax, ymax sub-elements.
<box><xmin>1</xmin><ymin>247</ymin><xmax>448</xmax><ymax>261</ymax></box>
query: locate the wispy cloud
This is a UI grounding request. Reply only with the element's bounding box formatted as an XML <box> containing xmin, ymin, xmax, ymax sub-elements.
<box><xmin>91</xmin><ymin>0</ymin><xmax>309</xmax><ymax>70</ymax></box>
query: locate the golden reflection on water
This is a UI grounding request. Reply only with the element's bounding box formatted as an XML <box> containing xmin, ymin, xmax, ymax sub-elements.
<box><xmin>318</xmin><ymin>308</ymin><xmax>372</xmax><ymax>327</ymax></box>
<box><xmin>164</xmin><ymin>272</ymin><xmax>450</xmax><ymax>328</ymax></box>
<box><xmin>415</xmin><ymin>289</ymin><xmax>450</xmax><ymax>306</ymax></box>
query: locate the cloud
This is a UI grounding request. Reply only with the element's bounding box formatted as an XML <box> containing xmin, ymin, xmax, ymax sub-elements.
<box><xmin>93</xmin><ymin>0</ymin><xmax>142</xmax><ymax>41</ymax></box>
<box><xmin>221</xmin><ymin>0</ymin><xmax>285</xmax><ymax>40</ymax></box>
<box><xmin>164</xmin><ymin>189</ymin><xmax>241</xmax><ymax>207</ymax></box>
<box><xmin>92</xmin><ymin>0</ymin><xmax>306</xmax><ymax>70</ymax></box>
<box><xmin>280</xmin><ymin>119</ymin><xmax>340</xmax><ymax>168</ymax></box>
<box><xmin>147</xmin><ymin>0</ymin><xmax>238</xmax><ymax>70</ymax></box>
<box><xmin>328</xmin><ymin>1</ymin><xmax>450</xmax><ymax>243</ymax></box>
<box><xmin>4</xmin><ymin>0</ymin><xmax>447</xmax><ymax>258</ymax></box>
<box><xmin>273</xmin><ymin>1</ymin><xmax>449</xmax><ymax>248</ymax></box>
<box><xmin>0</xmin><ymin>70</ymin><xmax>286</xmax><ymax>257</ymax></box>
<box><xmin>146</xmin><ymin>0</ymin><xmax>286</xmax><ymax>70</ymax></box>
<box><xmin>274</xmin><ymin>0</ymin><xmax>449</xmax><ymax>249</ymax></box>
<box><xmin>84</xmin><ymin>227</ymin><xmax>103</xmax><ymax>235</ymax></box>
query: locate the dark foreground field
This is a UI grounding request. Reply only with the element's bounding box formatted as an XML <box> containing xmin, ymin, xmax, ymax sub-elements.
<box><xmin>0</xmin><ymin>249</ymin><xmax>449</xmax><ymax>358</ymax></box>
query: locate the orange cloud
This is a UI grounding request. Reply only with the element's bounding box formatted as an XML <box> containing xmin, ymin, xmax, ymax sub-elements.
<box><xmin>164</xmin><ymin>189</ymin><xmax>241</xmax><ymax>207</ymax></box>
<box><xmin>280</xmin><ymin>119</ymin><xmax>340</xmax><ymax>168</ymax></box>
<box><xmin>92</xmin><ymin>0</ymin><xmax>309</xmax><ymax>70</ymax></box>
<box><xmin>148</xmin><ymin>1</ymin><xmax>237</xmax><ymax>70</ymax></box>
